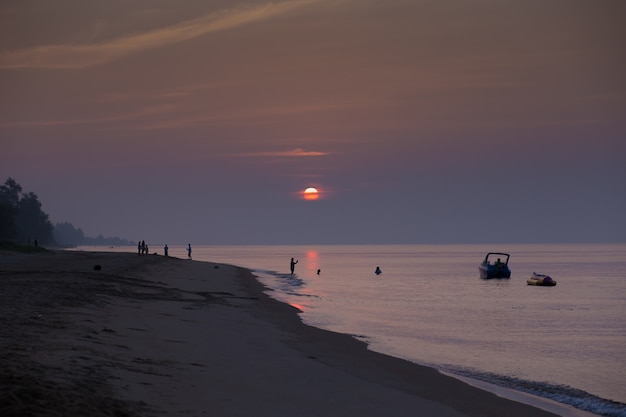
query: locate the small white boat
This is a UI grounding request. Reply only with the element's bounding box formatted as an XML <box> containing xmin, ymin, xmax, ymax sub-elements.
<box><xmin>527</xmin><ymin>272</ymin><xmax>556</xmax><ymax>286</ymax></box>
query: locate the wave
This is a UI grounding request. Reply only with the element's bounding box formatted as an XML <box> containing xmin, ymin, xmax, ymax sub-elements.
<box><xmin>442</xmin><ymin>366</ymin><xmax>626</xmax><ymax>417</ymax></box>
<box><xmin>252</xmin><ymin>269</ymin><xmax>318</xmax><ymax>298</ymax></box>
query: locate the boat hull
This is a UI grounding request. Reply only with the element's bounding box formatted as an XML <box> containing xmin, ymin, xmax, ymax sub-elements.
<box><xmin>479</xmin><ymin>264</ymin><xmax>511</xmax><ymax>279</ymax></box>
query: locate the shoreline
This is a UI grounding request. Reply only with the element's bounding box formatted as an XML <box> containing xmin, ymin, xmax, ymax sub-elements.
<box><xmin>1</xmin><ymin>249</ymin><xmax>566</xmax><ymax>416</ymax></box>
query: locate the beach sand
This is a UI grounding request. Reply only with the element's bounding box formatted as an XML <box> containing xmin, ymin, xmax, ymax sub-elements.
<box><xmin>0</xmin><ymin>249</ymin><xmax>562</xmax><ymax>417</ymax></box>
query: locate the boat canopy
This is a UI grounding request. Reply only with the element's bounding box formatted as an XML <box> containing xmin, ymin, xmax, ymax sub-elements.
<box><xmin>482</xmin><ymin>252</ymin><xmax>510</xmax><ymax>265</ymax></box>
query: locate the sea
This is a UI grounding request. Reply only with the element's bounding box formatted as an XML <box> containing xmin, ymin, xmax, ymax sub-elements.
<box><xmin>79</xmin><ymin>243</ymin><xmax>626</xmax><ymax>417</ymax></box>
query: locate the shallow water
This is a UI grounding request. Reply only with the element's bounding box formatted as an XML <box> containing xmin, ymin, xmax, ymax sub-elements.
<box><xmin>83</xmin><ymin>243</ymin><xmax>626</xmax><ymax>416</ymax></box>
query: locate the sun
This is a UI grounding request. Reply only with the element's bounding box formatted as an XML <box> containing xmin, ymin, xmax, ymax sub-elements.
<box><xmin>303</xmin><ymin>187</ymin><xmax>319</xmax><ymax>200</ymax></box>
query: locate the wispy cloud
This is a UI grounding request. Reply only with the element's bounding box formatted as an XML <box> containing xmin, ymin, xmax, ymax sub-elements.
<box><xmin>0</xmin><ymin>0</ymin><xmax>317</xmax><ymax>69</ymax></box>
<box><xmin>240</xmin><ymin>148</ymin><xmax>329</xmax><ymax>157</ymax></box>
<box><xmin>0</xmin><ymin>103</ymin><xmax>178</xmax><ymax>128</ymax></box>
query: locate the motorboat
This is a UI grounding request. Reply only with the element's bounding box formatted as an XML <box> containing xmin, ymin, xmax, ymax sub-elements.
<box><xmin>479</xmin><ymin>252</ymin><xmax>511</xmax><ymax>279</ymax></box>
<box><xmin>527</xmin><ymin>272</ymin><xmax>556</xmax><ymax>286</ymax></box>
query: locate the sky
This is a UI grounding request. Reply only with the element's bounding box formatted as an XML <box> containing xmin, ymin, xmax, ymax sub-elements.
<box><xmin>1</xmin><ymin>0</ymin><xmax>625</xmax><ymax>245</ymax></box>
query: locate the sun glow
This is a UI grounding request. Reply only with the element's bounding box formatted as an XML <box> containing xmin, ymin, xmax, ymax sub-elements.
<box><xmin>303</xmin><ymin>187</ymin><xmax>319</xmax><ymax>200</ymax></box>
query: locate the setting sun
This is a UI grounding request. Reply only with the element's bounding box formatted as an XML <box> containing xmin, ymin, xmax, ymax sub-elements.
<box><xmin>303</xmin><ymin>187</ymin><xmax>319</xmax><ymax>200</ymax></box>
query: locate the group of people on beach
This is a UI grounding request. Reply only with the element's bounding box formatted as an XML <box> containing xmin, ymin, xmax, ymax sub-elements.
<box><xmin>137</xmin><ymin>241</ymin><xmax>192</xmax><ymax>259</ymax></box>
<box><xmin>138</xmin><ymin>247</ymin><xmax>382</xmax><ymax>274</ymax></box>
<box><xmin>137</xmin><ymin>240</ymin><xmax>149</xmax><ymax>255</ymax></box>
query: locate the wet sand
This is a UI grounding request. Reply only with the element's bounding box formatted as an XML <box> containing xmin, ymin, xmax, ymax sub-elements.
<box><xmin>0</xmin><ymin>249</ymin><xmax>561</xmax><ymax>416</ymax></box>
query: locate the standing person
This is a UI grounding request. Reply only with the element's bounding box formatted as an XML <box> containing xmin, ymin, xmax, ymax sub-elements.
<box><xmin>290</xmin><ymin>257</ymin><xmax>298</xmax><ymax>274</ymax></box>
<box><xmin>164</xmin><ymin>244</ymin><xmax>169</xmax><ymax>257</ymax></box>
<box><xmin>141</xmin><ymin>240</ymin><xmax>146</xmax><ymax>255</ymax></box>
<box><xmin>138</xmin><ymin>241</ymin><xmax>141</xmax><ymax>255</ymax></box>
<box><xmin>187</xmin><ymin>243</ymin><xmax>192</xmax><ymax>260</ymax></box>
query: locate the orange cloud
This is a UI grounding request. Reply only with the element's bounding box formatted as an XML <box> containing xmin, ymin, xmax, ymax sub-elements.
<box><xmin>240</xmin><ymin>148</ymin><xmax>329</xmax><ymax>157</ymax></box>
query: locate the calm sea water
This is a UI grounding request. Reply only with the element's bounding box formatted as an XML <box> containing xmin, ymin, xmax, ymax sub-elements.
<box><xmin>81</xmin><ymin>244</ymin><xmax>626</xmax><ymax>416</ymax></box>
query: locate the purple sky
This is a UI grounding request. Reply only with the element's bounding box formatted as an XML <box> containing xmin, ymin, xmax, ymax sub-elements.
<box><xmin>1</xmin><ymin>0</ymin><xmax>625</xmax><ymax>245</ymax></box>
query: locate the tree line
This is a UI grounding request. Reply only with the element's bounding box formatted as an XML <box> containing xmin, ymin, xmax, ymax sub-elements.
<box><xmin>0</xmin><ymin>178</ymin><xmax>54</xmax><ymax>245</ymax></box>
<box><xmin>0</xmin><ymin>177</ymin><xmax>131</xmax><ymax>247</ymax></box>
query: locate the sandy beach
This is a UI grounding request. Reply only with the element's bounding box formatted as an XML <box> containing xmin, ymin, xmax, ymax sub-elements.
<box><xmin>0</xmin><ymin>249</ymin><xmax>562</xmax><ymax>417</ymax></box>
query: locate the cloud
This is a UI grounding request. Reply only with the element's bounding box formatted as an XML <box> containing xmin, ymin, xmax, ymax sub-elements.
<box><xmin>0</xmin><ymin>103</ymin><xmax>178</xmax><ymax>128</ymax></box>
<box><xmin>239</xmin><ymin>148</ymin><xmax>329</xmax><ymax>157</ymax></box>
<box><xmin>0</xmin><ymin>0</ymin><xmax>318</xmax><ymax>69</ymax></box>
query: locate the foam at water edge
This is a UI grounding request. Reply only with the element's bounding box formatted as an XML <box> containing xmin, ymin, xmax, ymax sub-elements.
<box><xmin>442</xmin><ymin>366</ymin><xmax>626</xmax><ymax>417</ymax></box>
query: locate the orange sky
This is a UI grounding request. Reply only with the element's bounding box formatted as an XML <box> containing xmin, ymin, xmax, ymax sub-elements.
<box><xmin>1</xmin><ymin>0</ymin><xmax>625</xmax><ymax>244</ymax></box>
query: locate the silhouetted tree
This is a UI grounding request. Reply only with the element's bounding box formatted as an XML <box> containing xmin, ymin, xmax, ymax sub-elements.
<box><xmin>15</xmin><ymin>191</ymin><xmax>54</xmax><ymax>244</ymax></box>
<box><xmin>54</xmin><ymin>222</ymin><xmax>86</xmax><ymax>247</ymax></box>
<box><xmin>0</xmin><ymin>201</ymin><xmax>15</xmax><ymax>241</ymax></box>
<box><xmin>0</xmin><ymin>178</ymin><xmax>54</xmax><ymax>245</ymax></box>
<box><xmin>0</xmin><ymin>178</ymin><xmax>21</xmax><ymax>241</ymax></box>
<box><xmin>2</xmin><ymin>178</ymin><xmax>132</xmax><ymax>247</ymax></box>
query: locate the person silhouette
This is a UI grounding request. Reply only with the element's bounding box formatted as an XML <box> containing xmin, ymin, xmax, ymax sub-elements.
<box><xmin>375</xmin><ymin>266</ymin><xmax>382</xmax><ymax>275</ymax></box>
<box><xmin>290</xmin><ymin>257</ymin><xmax>298</xmax><ymax>274</ymax></box>
<box><xmin>164</xmin><ymin>244</ymin><xmax>169</xmax><ymax>257</ymax></box>
<box><xmin>317</xmin><ymin>269</ymin><xmax>321</xmax><ymax>275</ymax></box>
<box><xmin>187</xmin><ymin>244</ymin><xmax>192</xmax><ymax>260</ymax></box>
